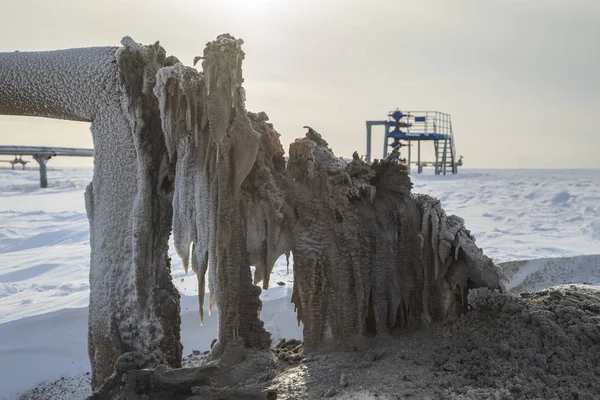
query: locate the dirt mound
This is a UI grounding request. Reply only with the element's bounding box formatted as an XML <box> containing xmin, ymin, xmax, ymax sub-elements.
<box><xmin>436</xmin><ymin>285</ymin><xmax>600</xmax><ymax>399</ymax></box>
<box><xmin>269</xmin><ymin>285</ymin><xmax>600</xmax><ymax>399</ymax></box>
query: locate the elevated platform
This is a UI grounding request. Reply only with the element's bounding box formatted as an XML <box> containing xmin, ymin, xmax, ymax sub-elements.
<box><xmin>366</xmin><ymin>110</ymin><xmax>459</xmax><ymax>175</ymax></box>
<box><xmin>0</xmin><ymin>145</ymin><xmax>93</xmax><ymax>187</ymax></box>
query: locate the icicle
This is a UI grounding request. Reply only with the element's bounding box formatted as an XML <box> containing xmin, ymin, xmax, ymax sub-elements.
<box><xmin>253</xmin><ymin>262</ymin><xmax>264</xmax><ymax>286</ymax></box>
<box><xmin>417</xmin><ymin>233</ymin><xmax>425</xmax><ymax>258</ymax></box>
<box><xmin>431</xmin><ymin>209</ymin><xmax>441</xmax><ymax>279</ymax></box>
<box><xmin>421</xmin><ymin>202</ymin><xmax>431</xmax><ymax>238</ymax></box>
<box><xmin>455</xmin><ymin>243</ymin><xmax>462</xmax><ymax>260</ymax></box>
<box><xmin>193</xmin><ymin>100</ymin><xmax>199</xmax><ymax>145</ymax></box>
<box><xmin>439</xmin><ymin>239</ymin><xmax>452</xmax><ymax>264</ymax></box>
<box><xmin>204</xmin><ymin>139</ymin><xmax>212</xmax><ymax>171</ymax></box>
<box><xmin>206</xmin><ymin>66</ymin><xmax>211</xmax><ymax>96</ymax></box>
<box><xmin>183</xmin><ymin>241</ymin><xmax>194</xmax><ymax>275</ymax></box>
<box><xmin>455</xmin><ymin>231</ymin><xmax>468</xmax><ymax>260</ymax></box>
<box><xmin>439</xmin><ymin>210</ymin><xmax>448</xmax><ymax>238</ymax></box>
<box><xmin>270</xmin><ymin>208</ymin><xmax>283</xmax><ymax>252</ymax></box>
<box><xmin>185</xmin><ymin>96</ymin><xmax>192</xmax><ymax>132</ymax></box>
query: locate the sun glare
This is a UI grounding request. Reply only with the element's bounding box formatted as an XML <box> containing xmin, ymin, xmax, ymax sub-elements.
<box><xmin>218</xmin><ymin>0</ymin><xmax>292</xmax><ymax>17</ymax></box>
<box><xmin>235</xmin><ymin>0</ymin><xmax>271</xmax><ymax>13</ymax></box>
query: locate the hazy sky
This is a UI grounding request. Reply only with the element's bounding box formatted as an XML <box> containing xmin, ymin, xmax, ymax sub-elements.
<box><xmin>0</xmin><ymin>0</ymin><xmax>598</xmax><ymax>168</ymax></box>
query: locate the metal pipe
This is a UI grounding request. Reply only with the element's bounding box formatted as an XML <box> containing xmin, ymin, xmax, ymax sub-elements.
<box><xmin>366</xmin><ymin>123</ymin><xmax>371</xmax><ymax>162</ymax></box>
<box><xmin>383</xmin><ymin>122</ymin><xmax>389</xmax><ymax>158</ymax></box>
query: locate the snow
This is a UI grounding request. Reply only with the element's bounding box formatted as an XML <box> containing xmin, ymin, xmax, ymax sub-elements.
<box><xmin>411</xmin><ymin>168</ymin><xmax>600</xmax><ymax>262</ymax></box>
<box><xmin>0</xmin><ymin>167</ymin><xmax>599</xmax><ymax>399</ymax></box>
<box><xmin>505</xmin><ymin>254</ymin><xmax>600</xmax><ymax>293</ymax></box>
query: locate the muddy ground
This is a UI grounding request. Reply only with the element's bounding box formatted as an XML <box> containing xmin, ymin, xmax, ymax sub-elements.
<box><xmin>241</xmin><ymin>285</ymin><xmax>600</xmax><ymax>400</ymax></box>
<box><xmin>18</xmin><ymin>285</ymin><xmax>600</xmax><ymax>400</ymax></box>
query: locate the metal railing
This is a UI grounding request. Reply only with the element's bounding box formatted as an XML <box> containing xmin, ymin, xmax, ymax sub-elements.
<box><xmin>396</xmin><ymin>111</ymin><xmax>452</xmax><ymax>137</ymax></box>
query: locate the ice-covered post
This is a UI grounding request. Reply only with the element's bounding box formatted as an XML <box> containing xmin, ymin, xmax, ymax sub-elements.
<box><xmin>155</xmin><ymin>35</ymin><xmax>281</xmax><ymax>360</ymax></box>
<box><xmin>33</xmin><ymin>154</ymin><xmax>51</xmax><ymax>188</ymax></box>
<box><xmin>0</xmin><ymin>41</ymin><xmax>182</xmax><ymax>389</ymax></box>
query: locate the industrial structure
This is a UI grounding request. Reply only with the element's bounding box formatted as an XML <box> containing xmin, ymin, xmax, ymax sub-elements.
<box><xmin>0</xmin><ymin>145</ymin><xmax>93</xmax><ymax>188</ymax></box>
<box><xmin>366</xmin><ymin>110</ymin><xmax>460</xmax><ymax>175</ymax></box>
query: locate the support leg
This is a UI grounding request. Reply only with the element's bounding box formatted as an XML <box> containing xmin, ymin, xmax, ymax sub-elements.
<box><xmin>33</xmin><ymin>155</ymin><xmax>51</xmax><ymax>188</ymax></box>
<box><xmin>434</xmin><ymin>141</ymin><xmax>439</xmax><ymax>176</ymax></box>
<box><xmin>366</xmin><ymin>124</ymin><xmax>372</xmax><ymax>163</ymax></box>
<box><xmin>417</xmin><ymin>140</ymin><xmax>421</xmax><ymax>174</ymax></box>
<box><xmin>383</xmin><ymin>124</ymin><xmax>389</xmax><ymax>158</ymax></box>
<box><xmin>408</xmin><ymin>140</ymin><xmax>411</xmax><ymax>174</ymax></box>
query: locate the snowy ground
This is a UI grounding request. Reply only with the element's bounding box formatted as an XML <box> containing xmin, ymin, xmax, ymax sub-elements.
<box><xmin>0</xmin><ymin>167</ymin><xmax>598</xmax><ymax>399</ymax></box>
<box><xmin>412</xmin><ymin>168</ymin><xmax>600</xmax><ymax>262</ymax></box>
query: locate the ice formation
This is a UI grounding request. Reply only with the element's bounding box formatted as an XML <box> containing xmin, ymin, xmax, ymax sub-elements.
<box><xmin>287</xmin><ymin>129</ymin><xmax>506</xmax><ymax>348</ymax></box>
<box><xmin>1</xmin><ymin>40</ymin><xmax>182</xmax><ymax>389</ymax></box>
<box><xmin>154</xmin><ymin>34</ymin><xmax>282</xmax><ymax>359</ymax></box>
<box><xmin>1</xmin><ymin>34</ymin><xmax>507</xmax><ymax>394</ymax></box>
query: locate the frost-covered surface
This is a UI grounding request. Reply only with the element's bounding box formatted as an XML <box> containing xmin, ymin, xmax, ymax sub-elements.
<box><xmin>1</xmin><ymin>167</ymin><xmax>599</xmax><ymax>399</ymax></box>
<box><xmin>88</xmin><ymin>37</ymin><xmax>182</xmax><ymax>390</ymax></box>
<box><xmin>286</xmin><ymin>133</ymin><xmax>504</xmax><ymax>349</ymax></box>
<box><xmin>0</xmin><ymin>41</ymin><xmax>183</xmax><ymax>390</ymax></box>
<box><xmin>0</xmin><ymin>46</ymin><xmax>118</xmax><ymax>121</ymax></box>
<box><xmin>155</xmin><ymin>34</ymin><xmax>276</xmax><ymax>361</ymax></box>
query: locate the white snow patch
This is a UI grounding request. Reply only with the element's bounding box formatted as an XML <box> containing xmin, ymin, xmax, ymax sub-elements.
<box><xmin>411</xmin><ymin>169</ymin><xmax>600</xmax><ymax>262</ymax></box>
<box><xmin>551</xmin><ymin>190</ymin><xmax>571</xmax><ymax>205</ymax></box>
<box><xmin>585</xmin><ymin>217</ymin><xmax>600</xmax><ymax>239</ymax></box>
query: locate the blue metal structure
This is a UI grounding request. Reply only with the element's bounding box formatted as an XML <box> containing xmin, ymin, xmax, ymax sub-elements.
<box><xmin>366</xmin><ymin>110</ymin><xmax>459</xmax><ymax>175</ymax></box>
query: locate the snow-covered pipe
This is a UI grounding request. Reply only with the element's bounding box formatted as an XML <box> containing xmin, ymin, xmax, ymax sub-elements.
<box><xmin>0</xmin><ymin>42</ymin><xmax>182</xmax><ymax>390</ymax></box>
<box><xmin>0</xmin><ymin>47</ymin><xmax>117</xmax><ymax>121</ymax></box>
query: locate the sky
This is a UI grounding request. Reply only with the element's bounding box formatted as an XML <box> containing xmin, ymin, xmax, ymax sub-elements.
<box><xmin>0</xmin><ymin>0</ymin><xmax>599</xmax><ymax>168</ymax></box>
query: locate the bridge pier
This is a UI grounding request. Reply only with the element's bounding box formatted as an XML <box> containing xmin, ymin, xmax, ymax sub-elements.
<box><xmin>33</xmin><ymin>154</ymin><xmax>51</xmax><ymax>188</ymax></box>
